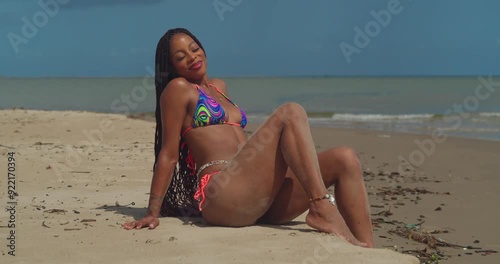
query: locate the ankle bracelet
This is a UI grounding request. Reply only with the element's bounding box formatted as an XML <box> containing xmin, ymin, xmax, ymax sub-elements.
<box><xmin>309</xmin><ymin>194</ymin><xmax>336</xmax><ymax>206</ymax></box>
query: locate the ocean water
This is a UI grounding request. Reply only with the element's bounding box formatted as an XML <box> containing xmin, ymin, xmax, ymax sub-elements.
<box><xmin>1</xmin><ymin>76</ymin><xmax>500</xmax><ymax>141</ymax></box>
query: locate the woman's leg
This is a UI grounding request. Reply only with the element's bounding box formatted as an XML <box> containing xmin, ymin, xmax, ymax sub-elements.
<box><xmin>260</xmin><ymin>147</ymin><xmax>375</xmax><ymax>247</ymax></box>
<box><xmin>200</xmin><ymin>103</ymin><xmax>366</xmax><ymax>246</ymax></box>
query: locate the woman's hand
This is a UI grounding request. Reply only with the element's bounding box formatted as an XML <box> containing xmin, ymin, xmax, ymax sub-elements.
<box><xmin>122</xmin><ymin>215</ymin><xmax>159</xmax><ymax>230</ymax></box>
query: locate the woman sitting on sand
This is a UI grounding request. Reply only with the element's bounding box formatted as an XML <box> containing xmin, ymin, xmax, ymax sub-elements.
<box><xmin>122</xmin><ymin>28</ymin><xmax>374</xmax><ymax>247</ymax></box>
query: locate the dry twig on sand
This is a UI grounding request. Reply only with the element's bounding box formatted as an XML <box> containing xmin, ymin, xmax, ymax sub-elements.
<box><xmin>389</xmin><ymin>226</ymin><xmax>464</xmax><ymax>250</ymax></box>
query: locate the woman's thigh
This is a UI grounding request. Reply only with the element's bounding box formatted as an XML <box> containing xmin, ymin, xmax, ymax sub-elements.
<box><xmin>200</xmin><ymin>104</ymin><xmax>300</xmax><ymax>226</ymax></box>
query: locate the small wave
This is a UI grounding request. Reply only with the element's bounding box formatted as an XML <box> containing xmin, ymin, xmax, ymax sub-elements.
<box><xmin>249</xmin><ymin>112</ymin><xmax>500</xmax><ymax>123</ymax></box>
<box><xmin>307</xmin><ymin>112</ymin><xmax>336</xmax><ymax>118</ymax></box>
<box><xmin>479</xmin><ymin>112</ymin><xmax>500</xmax><ymax>117</ymax></box>
<box><xmin>436</xmin><ymin>127</ymin><xmax>500</xmax><ymax>133</ymax></box>
<box><xmin>329</xmin><ymin>113</ymin><xmax>434</xmax><ymax>121</ymax></box>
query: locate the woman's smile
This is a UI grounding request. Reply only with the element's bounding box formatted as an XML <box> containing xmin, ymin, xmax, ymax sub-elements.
<box><xmin>189</xmin><ymin>61</ymin><xmax>203</xmax><ymax>71</ymax></box>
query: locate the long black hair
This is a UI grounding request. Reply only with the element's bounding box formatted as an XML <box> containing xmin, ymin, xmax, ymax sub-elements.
<box><xmin>154</xmin><ymin>28</ymin><xmax>206</xmax><ymax>217</ymax></box>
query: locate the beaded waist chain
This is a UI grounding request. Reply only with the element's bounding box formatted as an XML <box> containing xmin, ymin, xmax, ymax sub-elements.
<box><xmin>195</xmin><ymin>160</ymin><xmax>229</xmax><ymax>179</ymax></box>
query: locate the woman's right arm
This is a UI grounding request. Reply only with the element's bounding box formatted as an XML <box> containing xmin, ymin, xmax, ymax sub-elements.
<box><xmin>122</xmin><ymin>78</ymin><xmax>192</xmax><ymax>230</ymax></box>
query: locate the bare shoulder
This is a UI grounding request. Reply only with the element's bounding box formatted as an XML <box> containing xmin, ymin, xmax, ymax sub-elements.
<box><xmin>210</xmin><ymin>78</ymin><xmax>229</xmax><ymax>94</ymax></box>
<box><xmin>160</xmin><ymin>77</ymin><xmax>196</xmax><ymax>105</ymax></box>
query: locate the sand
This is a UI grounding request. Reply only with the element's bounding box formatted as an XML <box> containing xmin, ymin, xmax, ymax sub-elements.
<box><xmin>1</xmin><ymin>109</ymin><xmax>498</xmax><ymax>263</ymax></box>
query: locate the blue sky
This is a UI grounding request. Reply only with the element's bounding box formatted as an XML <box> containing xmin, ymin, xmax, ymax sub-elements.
<box><xmin>0</xmin><ymin>0</ymin><xmax>499</xmax><ymax>77</ymax></box>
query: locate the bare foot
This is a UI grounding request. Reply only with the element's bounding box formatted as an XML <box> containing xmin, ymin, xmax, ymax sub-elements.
<box><xmin>306</xmin><ymin>200</ymin><xmax>368</xmax><ymax>247</ymax></box>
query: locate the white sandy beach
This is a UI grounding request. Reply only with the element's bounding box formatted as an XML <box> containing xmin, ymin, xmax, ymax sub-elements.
<box><xmin>2</xmin><ymin>109</ymin><xmax>499</xmax><ymax>263</ymax></box>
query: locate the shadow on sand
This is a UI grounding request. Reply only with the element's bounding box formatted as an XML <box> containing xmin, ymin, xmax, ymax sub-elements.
<box><xmin>96</xmin><ymin>204</ymin><xmax>315</xmax><ymax>233</ymax></box>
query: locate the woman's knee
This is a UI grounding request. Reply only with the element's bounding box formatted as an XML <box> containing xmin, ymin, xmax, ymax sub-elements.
<box><xmin>275</xmin><ymin>102</ymin><xmax>308</xmax><ymax>124</ymax></box>
<box><xmin>329</xmin><ymin>147</ymin><xmax>362</xmax><ymax>175</ymax></box>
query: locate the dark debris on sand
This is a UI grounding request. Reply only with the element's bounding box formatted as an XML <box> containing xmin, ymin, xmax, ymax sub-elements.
<box><xmin>386</xmin><ymin>224</ymin><xmax>497</xmax><ymax>263</ymax></box>
<box><xmin>360</xmin><ymin>165</ymin><xmax>497</xmax><ymax>263</ymax></box>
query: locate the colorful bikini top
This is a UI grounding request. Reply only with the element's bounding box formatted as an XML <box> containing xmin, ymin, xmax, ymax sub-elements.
<box><xmin>182</xmin><ymin>84</ymin><xmax>247</xmax><ymax>137</ymax></box>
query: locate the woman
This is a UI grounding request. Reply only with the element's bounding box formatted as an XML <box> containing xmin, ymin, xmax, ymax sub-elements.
<box><xmin>122</xmin><ymin>28</ymin><xmax>374</xmax><ymax>248</ymax></box>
